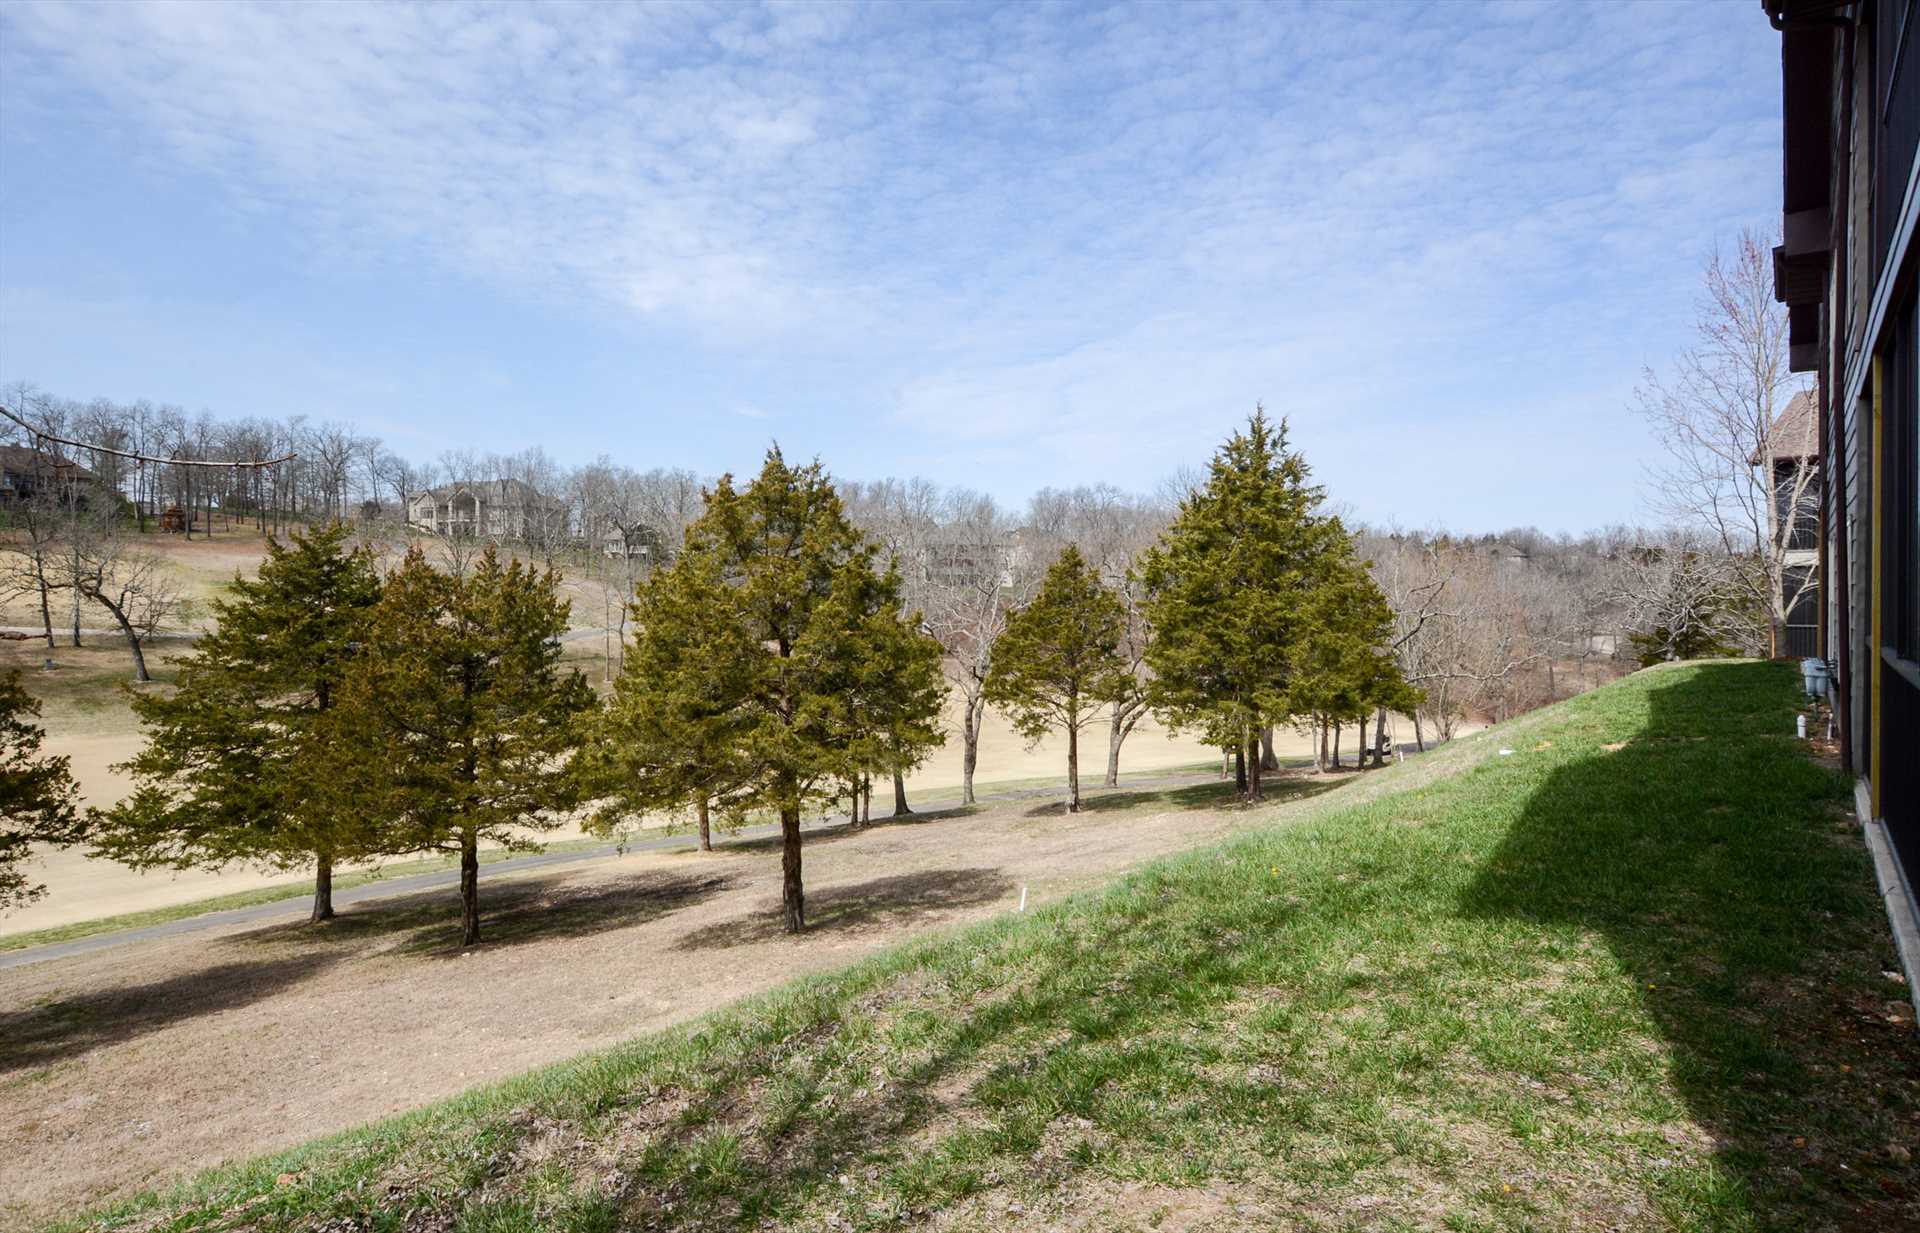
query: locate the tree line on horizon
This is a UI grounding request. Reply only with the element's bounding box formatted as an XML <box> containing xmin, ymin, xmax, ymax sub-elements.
<box><xmin>4</xmin><ymin>242</ymin><xmax>1800</xmax><ymax>705</ymax></box>
<box><xmin>2</xmin><ymin>224</ymin><xmax>1811</xmax><ymax>935</ymax></box>
<box><xmin>0</xmin><ymin>423</ymin><xmax>1785</xmax><ymax>934</ymax></box>
<box><xmin>0</xmin><ymin>375</ymin><xmax>1695</xmax><ymax>774</ymax></box>
<box><xmin>0</xmin><ymin>411</ymin><xmax>1436</xmax><ymax>940</ymax></box>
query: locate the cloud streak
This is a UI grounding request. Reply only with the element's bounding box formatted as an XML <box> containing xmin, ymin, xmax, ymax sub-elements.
<box><xmin>0</xmin><ymin>0</ymin><xmax>1783</xmax><ymax>529</ymax></box>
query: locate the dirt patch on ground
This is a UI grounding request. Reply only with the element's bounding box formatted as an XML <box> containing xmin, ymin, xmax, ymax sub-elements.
<box><xmin>0</xmin><ymin>773</ymin><xmax>1358</xmax><ymax>1229</ymax></box>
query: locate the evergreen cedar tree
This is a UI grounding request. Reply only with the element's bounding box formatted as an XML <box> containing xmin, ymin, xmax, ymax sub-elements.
<box><xmin>89</xmin><ymin>524</ymin><xmax>384</xmax><ymax>923</ymax></box>
<box><xmin>588</xmin><ymin>449</ymin><xmax>945</xmax><ymax>934</ymax></box>
<box><xmin>1140</xmin><ymin>409</ymin><xmax>1415</xmax><ymax>800</ymax></box>
<box><xmin>0</xmin><ymin>670</ymin><xmax>82</xmax><ymax>912</ymax></box>
<box><xmin>830</xmin><ymin>549</ymin><xmax>947</xmax><ymax>827</ymax></box>
<box><xmin>984</xmin><ymin>544</ymin><xmax>1130</xmax><ymax>813</ymax></box>
<box><xmin>331</xmin><ymin>546</ymin><xmax>592</xmax><ymax>946</ymax></box>
<box><xmin>582</xmin><ymin>547</ymin><xmax>750</xmax><ymax>854</ymax></box>
<box><xmin>1624</xmin><ymin>546</ymin><xmax>1755</xmax><ymax>665</ymax></box>
<box><xmin>1631</xmin><ymin>622</ymin><xmax>1742</xmax><ymax>667</ymax></box>
<box><xmin>1289</xmin><ymin>540</ymin><xmax>1424</xmax><ymax>763</ymax></box>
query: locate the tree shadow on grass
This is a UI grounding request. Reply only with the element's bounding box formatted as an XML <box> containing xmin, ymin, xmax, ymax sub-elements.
<box><xmin>1458</xmin><ymin>661</ymin><xmax>1920</xmax><ymax>1229</ymax></box>
<box><xmin>0</xmin><ymin>953</ymin><xmax>338</xmax><ymax>1074</ymax></box>
<box><xmin>626</xmin><ymin>668</ymin><xmax>1911</xmax><ymax>1229</ymax></box>
<box><xmin>1022</xmin><ymin>773</ymin><xmax>1341</xmax><ymax>818</ymax></box>
<box><xmin>232</xmin><ymin>868</ymin><xmax>738</xmax><ymax>958</ymax></box>
<box><xmin>566</xmin><ymin>862</ymin><xmax>1306</xmax><ymax>1231</ymax></box>
<box><xmin>712</xmin><ymin>806</ymin><xmax>983</xmax><ymax>859</ymax></box>
<box><xmin>673</xmin><ymin>867</ymin><xmax>1015</xmax><ymax>951</ymax></box>
<box><xmin>264</xmin><ymin>669</ymin><xmax>1920</xmax><ymax>1233</ymax></box>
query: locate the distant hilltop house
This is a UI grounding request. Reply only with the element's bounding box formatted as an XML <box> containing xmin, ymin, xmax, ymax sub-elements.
<box><xmin>1749</xmin><ymin>387</ymin><xmax>1820</xmax><ymax>657</ymax></box>
<box><xmin>920</xmin><ymin>528</ymin><xmax>1030</xmax><ymax>589</ymax></box>
<box><xmin>0</xmin><ymin>445</ymin><xmax>98</xmax><ymax>506</ymax></box>
<box><xmin>1484</xmin><ymin>540</ymin><xmax>1531</xmax><ymax>576</ymax></box>
<box><xmin>407</xmin><ymin>479</ymin><xmax>569</xmax><ymax>541</ymax></box>
<box><xmin>594</xmin><ymin>518</ymin><xmax>667</xmax><ymax>562</ymax></box>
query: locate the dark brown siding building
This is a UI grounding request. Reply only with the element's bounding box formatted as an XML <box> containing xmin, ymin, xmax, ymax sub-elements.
<box><xmin>0</xmin><ymin>445</ymin><xmax>96</xmax><ymax>506</ymax></box>
<box><xmin>1764</xmin><ymin>2</ymin><xmax>1920</xmax><ymax>945</ymax></box>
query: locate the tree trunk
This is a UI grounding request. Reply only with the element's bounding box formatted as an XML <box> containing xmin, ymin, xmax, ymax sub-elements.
<box><xmin>849</xmin><ymin>777</ymin><xmax>862</xmax><ymax>828</ymax></box>
<box><xmin>1413</xmin><ymin>711</ymin><xmax>1426</xmax><ymax>752</ymax></box>
<box><xmin>459</xmin><ymin>831</ymin><xmax>480</xmax><ymax>946</ymax></box>
<box><xmin>1260</xmin><ymin>726</ymin><xmax>1279</xmax><ymax>771</ymax></box>
<box><xmin>1372</xmin><ymin>707</ymin><xmax>1388</xmax><ymax>767</ymax></box>
<box><xmin>310</xmin><ymin>852</ymin><xmax>335</xmax><ymax>923</ymax></box>
<box><xmin>892</xmin><ymin>767</ymin><xmax>909</xmax><ymax>816</ymax></box>
<box><xmin>1332</xmin><ymin>722</ymin><xmax>1342</xmax><ymax>769</ymax></box>
<box><xmin>1106</xmin><ymin>708</ymin><xmax>1124</xmax><ymax>787</ymax></box>
<box><xmin>1066</xmin><ymin>721</ymin><xmax>1081</xmax><ymax>812</ymax></box>
<box><xmin>35</xmin><ymin>573</ymin><xmax>53</xmax><ymax>650</ymax></box>
<box><xmin>120</xmin><ymin>623</ymin><xmax>150</xmax><ymax>683</ymax></box>
<box><xmin>1247</xmin><ymin>730</ymin><xmax>1264</xmax><ymax>802</ymax></box>
<box><xmin>1234</xmin><ymin>743</ymin><xmax>1246</xmax><ymax>792</ymax></box>
<box><xmin>1356</xmin><ymin>715</ymin><xmax>1369</xmax><ymax>771</ymax></box>
<box><xmin>126</xmin><ymin>636</ymin><xmax>149</xmax><ymax>682</ymax></box>
<box><xmin>69</xmin><ymin>560</ymin><xmax>82</xmax><ymax>647</ymax></box>
<box><xmin>1317</xmin><ymin>722</ymin><xmax>1329</xmax><ymax>772</ymax></box>
<box><xmin>780</xmin><ymin>805</ymin><xmax>805</xmax><ymax>933</ymax></box>
<box><xmin>697</xmin><ymin>796</ymin><xmax>712</xmax><ymax>852</ymax></box>
<box><xmin>961</xmin><ymin>699</ymin><xmax>982</xmax><ymax>805</ymax></box>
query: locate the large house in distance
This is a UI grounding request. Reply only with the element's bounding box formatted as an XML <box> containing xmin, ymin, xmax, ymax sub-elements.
<box><xmin>1763</xmin><ymin>1</ymin><xmax>1920</xmax><ymax>985</ymax></box>
<box><xmin>406</xmin><ymin>479</ymin><xmax>569</xmax><ymax>542</ymax></box>
<box><xmin>0</xmin><ymin>445</ymin><xmax>97</xmax><ymax>507</ymax></box>
<box><xmin>920</xmin><ymin>529</ymin><xmax>1029</xmax><ymax>590</ymax></box>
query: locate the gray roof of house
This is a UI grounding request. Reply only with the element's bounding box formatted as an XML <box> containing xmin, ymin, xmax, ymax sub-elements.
<box><xmin>1750</xmin><ymin>389</ymin><xmax>1819</xmax><ymax>464</ymax></box>
<box><xmin>412</xmin><ymin>478</ymin><xmax>565</xmax><ymax>510</ymax></box>
<box><xmin>0</xmin><ymin>445</ymin><xmax>97</xmax><ymax>480</ymax></box>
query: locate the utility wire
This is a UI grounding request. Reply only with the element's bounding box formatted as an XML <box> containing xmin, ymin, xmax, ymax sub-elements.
<box><xmin>0</xmin><ymin>403</ymin><xmax>297</xmax><ymax>468</ymax></box>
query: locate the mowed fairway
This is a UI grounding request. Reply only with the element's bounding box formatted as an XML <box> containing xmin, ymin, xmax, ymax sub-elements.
<box><xmin>0</xmin><ymin>762</ymin><xmax>1381</xmax><ymax>1228</ymax></box>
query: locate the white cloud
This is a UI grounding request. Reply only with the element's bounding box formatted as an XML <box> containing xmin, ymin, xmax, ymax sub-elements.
<box><xmin>0</xmin><ymin>0</ymin><xmax>1783</xmax><ymax>528</ymax></box>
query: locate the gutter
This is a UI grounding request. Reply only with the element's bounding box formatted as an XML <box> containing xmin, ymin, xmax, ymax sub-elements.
<box><xmin>1855</xmin><ymin>776</ymin><xmax>1920</xmax><ymax>1027</ymax></box>
<box><xmin>1764</xmin><ymin>1</ymin><xmax>1855</xmax><ymax>32</ymax></box>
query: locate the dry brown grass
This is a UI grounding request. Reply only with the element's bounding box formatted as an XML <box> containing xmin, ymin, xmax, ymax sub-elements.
<box><xmin>0</xmin><ymin>768</ymin><xmax>1320</xmax><ymax>1229</ymax></box>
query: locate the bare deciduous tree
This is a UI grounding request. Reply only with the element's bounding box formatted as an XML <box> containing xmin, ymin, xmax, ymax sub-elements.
<box><xmin>922</xmin><ymin>490</ymin><xmax>1025</xmax><ymax>805</ymax></box>
<box><xmin>1639</xmin><ymin>228</ymin><xmax>1813</xmax><ymax>656</ymax></box>
<box><xmin>1606</xmin><ymin>527</ymin><xmax>1756</xmax><ymax>664</ymax></box>
<box><xmin>68</xmin><ymin>517</ymin><xmax>188</xmax><ymax>682</ymax></box>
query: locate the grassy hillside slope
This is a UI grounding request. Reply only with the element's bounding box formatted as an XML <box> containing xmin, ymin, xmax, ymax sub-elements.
<box><xmin>69</xmin><ymin>662</ymin><xmax>1918</xmax><ymax>1232</ymax></box>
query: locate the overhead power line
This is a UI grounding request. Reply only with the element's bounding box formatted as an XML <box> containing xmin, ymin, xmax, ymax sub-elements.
<box><xmin>0</xmin><ymin>403</ymin><xmax>298</xmax><ymax>468</ymax></box>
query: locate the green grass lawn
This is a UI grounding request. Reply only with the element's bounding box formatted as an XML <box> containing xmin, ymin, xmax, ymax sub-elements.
<box><xmin>63</xmin><ymin>662</ymin><xmax>1920</xmax><ymax>1231</ymax></box>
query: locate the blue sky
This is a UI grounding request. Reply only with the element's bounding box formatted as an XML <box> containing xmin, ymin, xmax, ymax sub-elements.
<box><xmin>0</xmin><ymin>1</ymin><xmax>1781</xmax><ymax>532</ymax></box>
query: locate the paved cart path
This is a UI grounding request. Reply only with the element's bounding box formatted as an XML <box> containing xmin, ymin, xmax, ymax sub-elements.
<box><xmin>1</xmin><ymin>624</ymin><xmax>616</xmax><ymax>644</ymax></box>
<box><xmin>0</xmin><ymin>765</ymin><xmax>1288</xmax><ymax>971</ymax></box>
